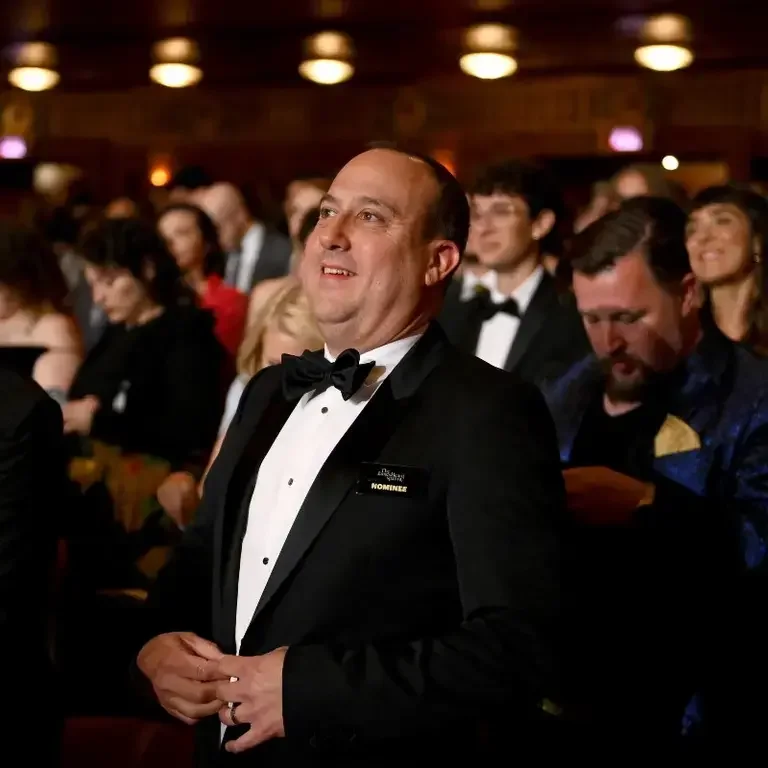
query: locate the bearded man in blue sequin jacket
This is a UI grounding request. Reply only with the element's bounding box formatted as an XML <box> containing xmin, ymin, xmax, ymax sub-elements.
<box><xmin>543</xmin><ymin>197</ymin><xmax>768</xmax><ymax>752</ymax></box>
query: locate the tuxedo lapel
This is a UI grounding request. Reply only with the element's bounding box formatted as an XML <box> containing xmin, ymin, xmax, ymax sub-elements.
<box><xmin>239</xmin><ymin>323</ymin><xmax>450</xmax><ymax>644</ymax></box>
<box><xmin>503</xmin><ymin>275</ymin><xmax>554</xmax><ymax>372</ymax></box>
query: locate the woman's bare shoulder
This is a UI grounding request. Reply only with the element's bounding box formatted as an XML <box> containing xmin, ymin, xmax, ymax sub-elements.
<box><xmin>30</xmin><ymin>312</ymin><xmax>81</xmax><ymax>351</ymax></box>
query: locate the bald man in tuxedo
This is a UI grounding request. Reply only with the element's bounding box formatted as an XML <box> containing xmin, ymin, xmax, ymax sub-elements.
<box><xmin>139</xmin><ymin>148</ymin><xmax>565</xmax><ymax>765</ymax></box>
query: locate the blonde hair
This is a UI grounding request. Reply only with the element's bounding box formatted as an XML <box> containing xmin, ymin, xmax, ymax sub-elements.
<box><xmin>237</xmin><ymin>278</ymin><xmax>323</xmax><ymax>377</ymax></box>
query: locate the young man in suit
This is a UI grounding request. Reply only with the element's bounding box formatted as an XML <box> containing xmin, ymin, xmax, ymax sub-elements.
<box><xmin>138</xmin><ymin>147</ymin><xmax>566</xmax><ymax>764</ymax></box>
<box><xmin>0</xmin><ymin>369</ymin><xmax>65</xmax><ymax>760</ymax></box>
<box><xmin>544</xmin><ymin>197</ymin><xmax>768</xmax><ymax>750</ymax></box>
<box><xmin>440</xmin><ymin>160</ymin><xmax>589</xmax><ymax>387</ymax></box>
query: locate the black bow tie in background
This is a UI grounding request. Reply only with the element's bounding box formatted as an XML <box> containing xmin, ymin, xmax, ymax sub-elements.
<box><xmin>472</xmin><ymin>290</ymin><xmax>521</xmax><ymax>321</ymax></box>
<box><xmin>282</xmin><ymin>348</ymin><xmax>375</xmax><ymax>402</ymax></box>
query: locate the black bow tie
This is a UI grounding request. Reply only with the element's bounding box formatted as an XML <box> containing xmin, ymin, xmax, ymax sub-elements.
<box><xmin>472</xmin><ymin>291</ymin><xmax>521</xmax><ymax>321</ymax></box>
<box><xmin>282</xmin><ymin>348</ymin><xmax>375</xmax><ymax>402</ymax></box>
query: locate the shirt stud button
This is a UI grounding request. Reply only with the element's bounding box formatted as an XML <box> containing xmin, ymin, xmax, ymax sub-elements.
<box><xmin>262</xmin><ymin>557</ymin><xmax>269</xmax><ymax>565</ymax></box>
<box><xmin>288</xmin><ymin>478</ymin><xmax>294</xmax><ymax>486</ymax></box>
<box><xmin>321</xmin><ymin>407</ymin><xmax>328</xmax><ymax>414</ymax></box>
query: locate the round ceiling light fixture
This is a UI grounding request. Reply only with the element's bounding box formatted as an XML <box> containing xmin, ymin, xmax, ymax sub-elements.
<box><xmin>459</xmin><ymin>24</ymin><xmax>518</xmax><ymax>80</ymax></box>
<box><xmin>8</xmin><ymin>42</ymin><xmax>60</xmax><ymax>91</ymax></box>
<box><xmin>299</xmin><ymin>31</ymin><xmax>354</xmax><ymax>84</ymax></box>
<box><xmin>634</xmin><ymin>14</ymin><xmax>694</xmax><ymax>72</ymax></box>
<box><xmin>150</xmin><ymin>38</ymin><xmax>203</xmax><ymax>88</ymax></box>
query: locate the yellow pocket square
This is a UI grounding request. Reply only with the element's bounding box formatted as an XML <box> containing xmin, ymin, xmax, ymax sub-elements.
<box><xmin>654</xmin><ymin>415</ymin><xmax>701</xmax><ymax>457</ymax></box>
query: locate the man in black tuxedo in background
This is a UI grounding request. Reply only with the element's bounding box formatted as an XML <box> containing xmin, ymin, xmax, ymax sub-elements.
<box><xmin>440</xmin><ymin>160</ymin><xmax>589</xmax><ymax>387</ymax></box>
<box><xmin>138</xmin><ymin>147</ymin><xmax>565</xmax><ymax>765</ymax></box>
<box><xmin>0</xmin><ymin>369</ymin><xmax>65</xmax><ymax>760</ymax></box>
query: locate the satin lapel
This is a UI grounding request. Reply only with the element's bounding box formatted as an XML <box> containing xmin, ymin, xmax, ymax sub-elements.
<box><xmin>240</xmin><ymin>323</ymin><xmax>450</xmax><ymax>641</ymax></box>
<box><xmin>214</xmin><ymin>390</ymin><xmax>295</xmax><ymax>652</ymax></box>
<box><xmin>504</xmin><ymin>276</ymin><xmax>554</xmax><ymax>372</ymax></box>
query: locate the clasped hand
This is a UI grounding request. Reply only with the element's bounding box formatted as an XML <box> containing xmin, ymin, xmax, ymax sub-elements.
<box><xmin>214</xmin><ymin>647</ymin><xmax>287</xmax><ymax>753</ymax></box>
<box><xmin>137</xmin><ymin>632</ymin><xmax>286</xmax><ymax>753</ymax></box>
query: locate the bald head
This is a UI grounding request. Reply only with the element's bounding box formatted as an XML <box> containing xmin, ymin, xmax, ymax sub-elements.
<box><xmin>299</xmin><ymin>147</ymin><xmax>467</xmax><ymax>355</ymax></box>
<box><xmin>199</xmin><ymin>182</ymin><xmax>253</xmax><ymax>252</ymax></box>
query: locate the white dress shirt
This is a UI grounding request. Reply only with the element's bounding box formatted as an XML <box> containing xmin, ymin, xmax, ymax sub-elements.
<box><xmin>227</xmin><ymin>221</ymin><xmax>266</xmax><ymax>292</ymax></box>
<box><xmin>234</xmin><ymin>334</ymin><xmax>421</xmax><ymax>652</ymax></box>
<box><xmin>474</xmin><ymin>266</ymin><xmax>544</xmax><ymax>370</ymax></box>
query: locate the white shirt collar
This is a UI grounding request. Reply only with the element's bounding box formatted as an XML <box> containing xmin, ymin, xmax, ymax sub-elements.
<box><xmin>324</xmin><ymin>333</ymin><xmax>422</xmax><ymax>382</ymax></box>
<box><xmin>486</xmin><ymin>266</ymin><xmax>544</xmax><ymax>312</ymax></box>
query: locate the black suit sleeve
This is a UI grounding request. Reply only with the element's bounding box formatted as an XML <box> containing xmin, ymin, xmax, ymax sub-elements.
<box><xmin>282</xmin><ymin>380</ymin><xmax>565</xmax><ymax>746</ymax></box>
<box><xmin>0</xmin><ymin>388</ymin><xmax>63</xmax><ymax>657</ymax></box>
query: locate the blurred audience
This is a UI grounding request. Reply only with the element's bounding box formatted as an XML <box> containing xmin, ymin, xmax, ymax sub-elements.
<box><xmin>246</xmin><ymin>206</ymin><xmax>320</xmax><ymax>328</ymax></box>
<box><xmin>158</xmin><ymin>203</ymin><xmax>248</xmax><ymax>359</ymax></box>
<box><xmin>574</xmin><ymin>181</ymin><xmax>617</xmax><ymax>234</ymax></box>
<box><xmin>0</xmin><ymin>224</ymin><xmax>82</xmax><ymax>400</ymax></box>
<box><xmin>199</xmin><ymin>182</ymin><xmax>291</xmax><ymax>293</ymax></box>
<box><xmin>283</xmin><ymin>174</ymin><xmax>331</xmax><ymax>267</ymax></box>
<box><xmin>105</xmin><ymin>197</ymin><xmax>140</xmax><ymax>220</ymax></box>
<box><xmin>64</xmin><ymin>218</ymin><xmax>223</xmax><ymax>471</ymax></box>
<box><xmin>165</xmin><ymin>165</ymin><xmax>213</xmax><ymax>204</ymax></box>
<box><xmin>612</xmin><ymin>164</ymin><xmax>674</xmax><ymax>201</ymax></box>
<box><xmin>157</xmin><ymin>279</ymin><xmax>322</xmax><ymax>527</ymax></box>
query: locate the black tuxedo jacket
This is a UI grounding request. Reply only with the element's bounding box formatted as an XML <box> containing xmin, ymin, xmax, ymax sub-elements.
<box><xmin>439</xmin><ymin>272</ymin><xmax>590</xmax><ymax>387</ymax></box>
<box><xmin>145</xmin><ymin>324</ymin><xmax>565</xmax><ymax>764</ymax></box>
<box><xmin>0</xmin><ymin>369</ymin><xmax>64</xmax><ymax>757</ymax></box>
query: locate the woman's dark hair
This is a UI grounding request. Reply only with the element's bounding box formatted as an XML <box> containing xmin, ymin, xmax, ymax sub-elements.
<box><xmin>691</xmin><ymin>184</ymin><xmax>768</xmax><ymax>352</ymax></box>
<box><xmin>0</xmin><ymin>223</ymin><xmax>68</xmax><ymax>312</ymax></box>
<box><xmin>79</xmin><ymin>218</ymin><xmax>188</xmax><ymax>308</ymax></box>
<box><xmin>158</xmin><ymin>203</ymin><xmax>226</xmax><ymax>277</ymax></box>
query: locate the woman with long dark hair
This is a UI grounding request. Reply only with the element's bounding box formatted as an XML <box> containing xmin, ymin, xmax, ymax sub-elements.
<box><xmin>158</xmin><ymin>203</ymin><xmax>248</xmax><ymax>358</ymax></box>
<box><xmin>686</xmin><ymin>185</ymin><xmax>768</xmax><ymax>353</ymax></box>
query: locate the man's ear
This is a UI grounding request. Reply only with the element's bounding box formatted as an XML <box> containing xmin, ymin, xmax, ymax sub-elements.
<box><xmin>532</xmin><ymin>209</ymin><xmax>556</xmax><ymax>243</ymax></box>
<box><xmin>424</xmin><ymin>241</ymin><xmax>461</xmax><ymax>288</ymax></box>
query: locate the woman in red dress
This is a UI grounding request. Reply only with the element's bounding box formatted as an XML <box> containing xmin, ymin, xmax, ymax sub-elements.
<box><xmin>157</xmin><ymin>203</ymin><xmax>248</xmax><ymax>359</ymax></box>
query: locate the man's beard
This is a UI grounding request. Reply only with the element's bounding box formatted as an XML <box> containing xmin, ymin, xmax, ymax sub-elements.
<box><xmin>599</xmin><ymin>354</ymin><xmax>656</xmax><ymax>403</ymax></box>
